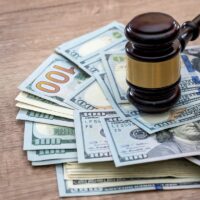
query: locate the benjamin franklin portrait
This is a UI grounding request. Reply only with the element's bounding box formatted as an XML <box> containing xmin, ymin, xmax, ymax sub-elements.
<box><xmin>147</xmin><ymin>122</ymin><xmax>200</xmax><ymax>158</ymax></box>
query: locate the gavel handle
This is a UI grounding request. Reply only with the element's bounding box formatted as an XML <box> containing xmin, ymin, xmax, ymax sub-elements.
<box><xmin>178</xmin><ymin>14</ymin><xmax>200</xmax><ymax>51</ymax></box>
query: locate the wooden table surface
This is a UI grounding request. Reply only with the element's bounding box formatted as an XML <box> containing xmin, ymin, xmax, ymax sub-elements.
<box><xmin>1</xmin><ymin>0</ymin><xmax>200</xmax><ymax>199</ymax></box>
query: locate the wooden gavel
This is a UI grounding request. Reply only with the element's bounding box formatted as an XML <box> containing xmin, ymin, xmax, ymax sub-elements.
<box><xmin>125</xmin><ymin>12</ymin><xmax>200</xmax><ymax>113</ymax></box>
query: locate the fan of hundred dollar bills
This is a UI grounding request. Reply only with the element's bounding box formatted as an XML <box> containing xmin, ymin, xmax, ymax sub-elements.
<box><xmin>16</xmin><ymin>22</ymin><xmax>200</xmax><ymax>197</ymax></box>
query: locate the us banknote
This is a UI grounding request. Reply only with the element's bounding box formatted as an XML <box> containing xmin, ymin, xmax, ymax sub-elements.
<box><xmin>68</xmin><ymin>77</ymin><xmax>113</xmax><ymax>110</ymax></box>
<box><xmin>76</xmin><ymin>39</ymin><xmax>126</xmax><ymax>76</ymax></box>
<box><xmin>23</xmin><ymin>122</ymin><xmax>76</xmax><ymax>150</ymax></box>
<box><xmin>77</xmin><ymin>40</ymin><xmax>127</xmax><ymax>97</ymax></box>
<box><xmin>79</xmin><ymin>57</ymin><xmax>114</xmax><ymax>94</ymax></box>
<box><xmin>102</xmin><ymin>52</ymin><xmax>128</xmax><ymax>103</ymax></box>
<box><xmin>182</xmin><ymin>46</ymin><xmax>200</xmax><ymax>79</ymax></box>
<box><xmin>27</xmin><ymin>149</ymin><xmax>77</xmax><ymax>161</ymax></box>
<box><xmin>19</xmin><ymin>53</ymin><xmax>90</xmax><ymax>109</ymax></box>
<box><xmin>187</xmin><ymin>156</ymin><xmax>200</xmax><ymax>166</ymax></box>
<box><xmin>132</xmin><ymin>101</ymin><xmax>200</xmax><ymax>134</ymax></box>
<box><xmin>67</xmin><ymin>177</ymin><xmax>200</xmax><ymax>189</ymax></box>
<box><xmin>69</xmin><ymin>73</ymin><xmax>137</xmax><ymax>125</ymax></box>
<box><xmin>94</xmin><ymin>74</ymin><xmax>135</xmax><ymax>117</ymax></box>
<box><xmin>56</xmin><ymin>35</ymin><xmax>126</xmax><ymax>112</ymax></box>
<box><xmin>16</xmin><ymin>102</ymin><xmax>74</xmax><ymax>119</ymax></box>
<box><xmin>16</xmin><ymin>109</ymin><xmax>74</xmax><ymax>127</ymax></box>
<box><xmin>74</xmin><ymin>110</ymin><xmax>115</xmax><ymax>163</ymax></box>
<box><xmin>105</xmin><ymin>39</ymin><xmax>126</xmax><ymax>54</ymax></box>
<box><xmin>56</xmin><ymin>164</ymin><xmax>200</xmax><ymax>197</ymax></box>
<box><xmin>114</xmin><ymin>84</ymin><xmax>200</xmax><ymax>133</ymax></box>
<box><xmin>183</xmin><ymin>46</ymin><xmax>200</xmax><ymax>86</ymax></box>
<box><xmin>110</xmin><ymin>83</ymin><xmax>200</xmax><ymax>123</ymax></box>
<box><xmin>101</xmin><ymin>116</ymin><xmax>200</xmax><ymax>167</ymax></box>
<box><xmin>79</xmin><ymin>38</ymin><xmax>126</xmax><ymax>68</ymax></box>
<box><xmin>16</xmin><ymin>92</ymin><xmax>74</xmax><ymax>116</ymax></box>
<box><xmin>55</xmin><ymin>22</ymin><xmax>125</xmax><ymax>65</ymax></box>
<box><xmin>32</xmin><ymin>158</ymin><xmax>77</xmax><ymax>166</ymax></box>
<box><xmin>64</xmin><ymin>159</ymin><xmax>200</xmax><ymax>179</ymax></box>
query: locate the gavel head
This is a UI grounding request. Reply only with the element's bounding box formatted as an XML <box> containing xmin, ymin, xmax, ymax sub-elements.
<box><xmin>125</xmin><ymin>12</ymin><xmax>182</xmax><ymax>113</ymax></box>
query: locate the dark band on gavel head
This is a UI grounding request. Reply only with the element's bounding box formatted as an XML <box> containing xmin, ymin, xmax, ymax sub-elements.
<box><xmin>125</xmin><ymin>12</ymin><xmax>200</xmax><ymax>113</ymax></box>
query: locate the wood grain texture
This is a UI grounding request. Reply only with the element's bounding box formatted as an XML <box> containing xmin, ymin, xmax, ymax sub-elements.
<box><xmin>0</xmin><ymin>0</ymin><xmax>200</xmax><ymax>199</ymax></box>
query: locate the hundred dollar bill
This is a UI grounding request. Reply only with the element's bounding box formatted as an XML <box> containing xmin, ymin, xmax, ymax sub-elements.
<box><xmin>67</xmin><ymin>74</ymin><xmax>128</xmax><ymax>123</ymax></box>
<box><xmin>67</xmin><ymin>77</ymin><xmax>113</xmax><ymax>110</ymax></box>
<box><xmin>64</xmin><ymin>159</ymin><xmax>200</xmax><ymax>179</ymax></box>
<box><xmin>78</xmin><ymin>40</ymin><xmax>127</xmax><ymax>97</ymax></box>
<box><xmin>179</xmin><ymin>78</ymin><xmax>200</xmax><ymax>92</ymax></box>
<box><xmin>16</xmin><ymin>92</ymin><xmax>74</xmax><ymax>116</ymax></box>
<box><xmin>108</xmin><ymin>80</ymin><xmax>200</xmax><ymax>121</ymax></box>
<box><xmin>56</xmin><ymin>164</ymin><xmax>200</xmax><ymax>197</ymax></box>
<box><xmin>16</xmin><ymin>109</ymin><xmax>74</xmax><ymax>127</ymax></box>
<box><xmin>74</xmin><ymin>110</ymin><xmax>115</xmax><ymax>163</ymax></box>
<box><xmin>171</xmin><ymin>91</ymin><xmax>200</xmax><ymax>106</ymax></box>
<box><xmin>183</xmin><ymin>46</ymin><xmax>200</xmax><ymax>87</ymax></box>
<box><xmin>187</xmin><ymin>156</ymin><xmax>200</xmax><ymax>166</ymax></box>
<box><xmin>19</xmin><ymin>53</ymin><xmax>90</xmax><ymax>109</ymax></box>
<box><xmin>23</xmin><ymin>122</ymin><xmax>76</xmax><ymax>150</ymax></box>
<box><xmin>65</xmin><ymin>41</ymin><xmax>127</xmax><ymax>106</ymax></box>
<box><xmin>93</xmin><ymin>74</ymin><xmax>134</xmax><ymax>117</ymax></box>
<box><xmin>16</xmin><ymin>102</ymin><xmax>74</xmax><ymax>119</ymax></box>
<box><xmin>32</xmin><ymin>158</ymin><xmax>77</xmax><ymax>166</ymax></box>
<box><xmin>110</xmin><ymin>83</ymin><xmax>200</xmax><ymax>133</ymax></box>
<box><xmin>105</xmin><ymin>39</ymin><xmax>126</xmax><ymax>54</ymax></box>
<box><xmin>81</xmin><ymin>39</ymin><xmax>127</xmax><ymax>76</ymax></box>
<box><xmin>27</xmin><ymin>149</ymin><xmax>77</xmax><ymax>161</ymax></box>
<box><xmin>101</xmin><ymin>116</ymin><xmax>200</xmax><ymax>167</ymax></box>
<box><xmin>81</xmin><ymin>57</ymin><xmax>105</xmax><ymax>75</ymax></box>
<box><xmin>79</xmin><ymin>57</ymin><xmax>114</xmax><ymax>95</ymax></box>
<box><xmin>62</xmin><ymin>70</ymin><xmax>129</xmax><ymax>120</ymax></box>
<box><xmin>67</xmin><ymin>177</ymin><xmax>200</xmax><ymax>189</ymax></box>
<box><xmin>77</xmin><ymin>39</ymin><xmax>127</xmax><ymax>75</ymax></box>
<box><xmin>102</xmin><ymin>52</ymin><xmax>128</xmax><ymax>103</ymax></box>
<box><xmin>182</xmin><ymin>46</ymin><xmax>200</xmax><ymax>77</ymax></box>
<box><xmin>132</xmin><ymin>101</ymin><xmax>200</xmax><ymax>134</ymax></box>
<box><xmin>55</xmin><ymin>22</ymin><xmax>125</xmax><ymax>65</ymax></box>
